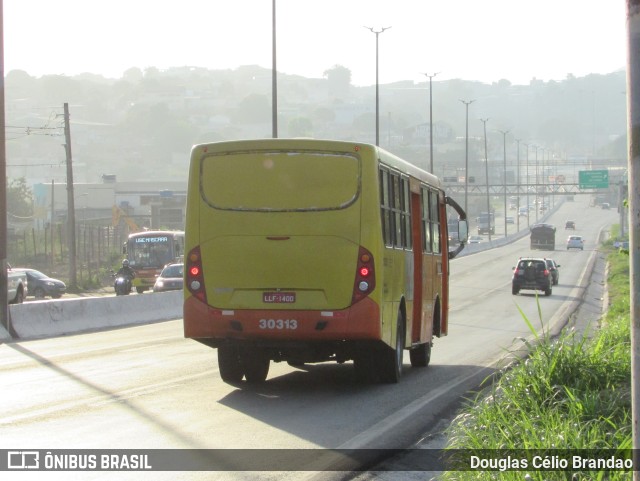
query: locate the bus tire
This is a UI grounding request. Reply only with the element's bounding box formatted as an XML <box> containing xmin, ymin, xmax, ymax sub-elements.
<box><xmin>409</xmin><ymin>342</ymin><xmax>431</xmax><ymax>368</ymax></box>
<box><xmin>217</xmin><ymin>345</ymin><xmax>244</xmax><ymax>384</ymax></box>
<box><xmin>353</xmin><ymin>349</ymin><xmax>376</xmax><ymax>383</ymax></box>
<box><xmin>378</xmin><ymin>311</ymin><xmax>405</xmax><ymax>383</ymax></box>
<box><xmin>242</xmin><ymin>350</ymin><xmax>270</xmax><ymax>383</ymax></box>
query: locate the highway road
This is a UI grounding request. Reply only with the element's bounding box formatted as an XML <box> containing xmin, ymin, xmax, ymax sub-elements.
<box><xmin>0</xmin><ymin>196</ymin><xmax>620</xmax><ymax>481</ymax></box>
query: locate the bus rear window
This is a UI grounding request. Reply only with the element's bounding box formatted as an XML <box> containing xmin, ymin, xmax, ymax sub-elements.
<box><xmin>200</xmin><ymin>150</ymin><xmax>360</xmax><ymax>211</ymax></box>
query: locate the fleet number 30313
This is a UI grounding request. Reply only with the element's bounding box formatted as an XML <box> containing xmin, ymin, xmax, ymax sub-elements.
<box><xmin>258</xmin><ymin>319</ymin><xmax>298</xmax><ymax>330</ymax></box>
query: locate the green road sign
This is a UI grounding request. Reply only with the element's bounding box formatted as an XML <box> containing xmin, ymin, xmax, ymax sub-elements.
<box><xmin>579</xmin><ymin>170</ymin><xmax>609</xmax><ymax>189</ymax></box>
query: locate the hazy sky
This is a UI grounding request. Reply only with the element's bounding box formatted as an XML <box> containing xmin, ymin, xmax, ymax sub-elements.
<box><xmin>4</xmin><ymin>0</ymin><xmax>628</xmax><ymax>86</ymax></box>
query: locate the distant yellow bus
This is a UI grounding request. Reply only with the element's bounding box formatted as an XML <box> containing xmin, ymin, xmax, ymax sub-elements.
<box><xmin>124</xmin><ymin>230</ymin><xmax>185</xmax><ymax>293</ymax></box>
<box><xmin>183</xmin><ymin>139</ymin><xmax>467</xmax><ymax>384</ymax></box>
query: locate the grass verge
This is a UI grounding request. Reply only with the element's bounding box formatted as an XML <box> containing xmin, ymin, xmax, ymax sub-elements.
<box><xmin>440</xmin><ymin>243</ymin><xmax>631</xmax><ymax>480</ymax></box>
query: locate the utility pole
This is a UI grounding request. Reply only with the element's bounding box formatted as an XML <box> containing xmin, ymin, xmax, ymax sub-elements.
<box><xmin>460</xmin><ymin>99</ymin><xmax>475</xmax><ymax>216</ymax></box>
<box><xmin>480</xmin><ymin>118</ymin><xmax>491</xmax><ymax>243</ymax></box>
<box><xmin>515</xmin><ymin>138</ymin><xmax>521</xmax><ymax>233</ymax></box>
<box><xmin>498</xmin><ymin>129</ymin><xmax>510</xmax><ymax>238</ymax></box>
<box><xmin>271</xmin><ymin>0</ymin><xmax>278</xmax><ymax>138</ymax></box>
<box><xmin>424</xmin><ymin>72</ymin><xmax>438</xmax><ymax>172</ymax></box>
<box><xmin>523</xmin><ymin>143</ymin><xmax>530</xmax><ymax>228</ymax></box>
<box><xmin>626</xmin><ymin>1</ymin><xmax>640</xmax><ymax>478</ymax></box>
<box><xmin>0</xmin><ymin>0</ymin><xmax>8</xmax><ymax>334</ymax></box>
<box><xmin>63</xmin><ymin>103</ymin><xmax>77</xmax><ymax>290</ymax></box>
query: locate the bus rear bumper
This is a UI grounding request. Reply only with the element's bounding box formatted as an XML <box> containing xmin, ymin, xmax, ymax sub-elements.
<box><xmin>183</xmin><ymin>295</ymin><xmax>381</xmax><ymax>343</ymax></box>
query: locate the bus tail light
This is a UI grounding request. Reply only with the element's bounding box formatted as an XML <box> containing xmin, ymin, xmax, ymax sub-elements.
<box><xmin>186</xmin><ymin>246</ymin><xmax>207</xmax><ymax>303</ymax></box>
<box><xmin>351</xmin><ymin>246</ymin><xmax>375</xmax><ymax>305</ymax></box>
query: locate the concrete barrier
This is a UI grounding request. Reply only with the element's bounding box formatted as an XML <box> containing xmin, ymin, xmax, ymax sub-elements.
<box><xmin>7</xmin><ymin>290</ymin><xmax>183</xmax><ymax>340</ymax></box>
<box><xmin>2</xmin><ymin>203</ymin><xmax>564</xmax><ymax>342</ymax></box>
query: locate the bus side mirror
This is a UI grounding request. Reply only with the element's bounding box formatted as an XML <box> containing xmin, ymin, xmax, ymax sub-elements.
<box><xmin>458</xmin><ymin>220</ymin><xmax>468</xmax><ymax>244</ymax></box>
<box><xmin>445</xmin><ymin>195</ymin><xmax>468</xmax><ymax>260</ymax></box>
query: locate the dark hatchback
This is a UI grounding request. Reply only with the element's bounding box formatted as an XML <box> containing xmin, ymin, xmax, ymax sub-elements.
<box><xmin>512</xmin><ymin>258</ymin><xmax>552</xmax><ymax>296</ymax></box>
<box><xmin>153</xmin><ymin>263</ymin><xmax>184</xmax><ymax>292</ymax></box>
<box><xmin>544</xmin><ymin>258</ymin><xmax>560</xmax><ymax>285</ymax></box>
<box><xmin>15</xmin><ymin>268</ymin><xmax>66</xmax><ymax>299</ymax></box>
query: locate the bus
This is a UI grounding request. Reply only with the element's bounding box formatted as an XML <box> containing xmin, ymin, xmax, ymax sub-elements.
<box><xmin>123</xmin><ymin>230</ymin><xmax>185</xmax><ymax>293</ymax></box>
<box><xmin>183</xmin><ymin>139</ymin><xmax>468</xmax><ymax>384</ymax></box>
<box><xmin>530</xmin><ymin>223</ymin><xmax>556</xmax><ymax>250</ymax></box>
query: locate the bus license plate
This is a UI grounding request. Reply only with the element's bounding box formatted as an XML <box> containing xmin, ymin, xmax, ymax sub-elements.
<box><xmin>263</xmin><ymin>292</ymin><xmax>296</xmax><ymax>303</ymax></box>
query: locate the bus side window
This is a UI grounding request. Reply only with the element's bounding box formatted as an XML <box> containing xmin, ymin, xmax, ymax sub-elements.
<box><xmin>379</xmin><ymin>168</ymin><xmax>393</xmax><ymax>247</ymax></box>
<box><xmin>391</xmin><ymin>173</ymin><xmax>402</xmax><ymax>248</ymax></box>
<box><xmin>421</xmin><ymin>187</ymin><xmax>432</xmax><ymax>253</ymax></box>
<box><xmin>430</xmin><ymin>191</ymin><xmax>441</xmax><ymax>254</ymax></box>
<box><xmin>402</xmin><ymin>177</ymin><xmax>412</xmax><ymax>250</ymax></box>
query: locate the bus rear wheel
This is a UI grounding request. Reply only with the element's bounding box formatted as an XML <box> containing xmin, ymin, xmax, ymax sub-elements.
<box><xmin>409</xmin><ymin>342</ymin><xmax>431</xmax><ymax>368</ymax></box>
<box><xmin>378</xmin><ymin>312</ymin><xmax>405</xmax><ymax>384</ymax></box>
<box><xmin>242</xmin><ymin>350</ymin><xmax>270</xmax><ymax>383</ymax></box>
<box><xmin>217</xmin><ymin>345</ymin><xmax>244</xmax><ymax>384</ymax></box>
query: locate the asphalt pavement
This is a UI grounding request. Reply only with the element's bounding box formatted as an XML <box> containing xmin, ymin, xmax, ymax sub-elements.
<box><xmin>345</xmin><ymin>232</ymin><xmax>610</xmax><ymax>481</ymax></box>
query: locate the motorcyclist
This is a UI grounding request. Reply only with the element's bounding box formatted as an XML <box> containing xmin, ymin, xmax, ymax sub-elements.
<box><xmin>116</xmin><ymin>259</ymin><xmax>135</xmax><ymax>280</ymax></box>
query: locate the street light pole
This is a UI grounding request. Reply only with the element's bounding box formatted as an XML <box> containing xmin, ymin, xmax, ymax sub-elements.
<box><xmin>523</xmin><ymin>143</ymin><xmax>530</xmax><ymax>228</ymax></box>
<box><xmin>460</xmin><ymin>99</ymin><xmax>475</xmax><ymax>216</ymax></box>
<box><xmin>272</xmin><ymin>0</ymin><xmax>278</xmax><ymax>138</ymax></box>
<box><xmin>365</xmin><ymin>26</ymin><xmax>391</xmax><ymax>146</ymax></box>
<box><xmin>480</xmin><ymin>118</ymin><xmax>491</xmax><ymax>243</ymax></box>
<box><xmin>515</xmin><ymin>138</ymin><xmax>521</xmax><ymax>233</ymax></box>
<box><xmin>498</xmin><ymin>129</ymin><xmax>510</xmax><ymax>238</ymax></box>
<box><xmin>540</xmin><ymin>148</ymin><xmax>545</xmax><ymax>215</ymax></box>
<box><xmin>534</xmin><ymin>145</ymin><xmax>539</xmax><ymax>223</ymax></box>
<box><xmin>424</xmin><ymin>72</ymin><xmax>439</xmax><ymax>173</ymax></box>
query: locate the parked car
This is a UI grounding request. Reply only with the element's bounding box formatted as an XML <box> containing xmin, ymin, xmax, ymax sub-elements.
<box><xmin>512</xmin><ymin>257</ymin><xmax>552</xmax><ymax>296</ymax></box>
<box><xmin>153</xmin><ymin>263</ymin><xmax>184</xmax><ymax>292</ymax></box>
<box><xmin>13</xmin><ymin>268</ymin><xmax>66</xmax><ymax>299</ymax></box>
<box><xmin>564</xmin><ymin>220</ymin><xmax>576</xmax><ymax>230</ymax></box>
<box><xmin>506</xmin><ymin>216</ymin><xmax>515</xmax><ymax>224</ymax></box>
<box><xmin>601</xmin><ymin>202</ymin><xmax>610</xmax><ymax>210</ymax></box>
<box><xmin>544</xmin><ymin>258</ymin><xmax>561</xmax><ymax>285</ymax></box>
<box><xmin>566</xmin><ymin>235</ymin><xmax>585</xmax><ymax>250</ymax></box>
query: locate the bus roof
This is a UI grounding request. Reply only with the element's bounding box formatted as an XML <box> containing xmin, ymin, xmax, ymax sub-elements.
<box><xmin>128</xmin><ymin>230</ymin><xmax>184</xmax><ymax>239</ymax></box>
<box><xmin>190</xmin><ymin>138</ymin><xmax>443</xmax><ymax>190</ymax></box>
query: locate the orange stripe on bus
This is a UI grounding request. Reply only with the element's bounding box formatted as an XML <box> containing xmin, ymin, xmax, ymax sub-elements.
<box><xmin>184</xmin><ymin>295</ymin><xmax>381</xmax><ymax>341</ymax></box>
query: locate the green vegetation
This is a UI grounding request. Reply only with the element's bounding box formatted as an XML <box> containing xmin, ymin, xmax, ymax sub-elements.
<box><xmin>442</xmin><ymin>240</ymin><xmax>631</xmax><ymax>480</ymax></box>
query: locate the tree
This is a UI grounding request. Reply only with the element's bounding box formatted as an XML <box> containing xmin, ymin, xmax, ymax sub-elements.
<box><xmin>288</xmin><ymin>117</ymin><xmax>313</xmax><ymax>137</ymax></box>
<box><xmin>233</xmin><ymin>94</ymin><xmax>271</xmax><ymax>123</ymax></box>
<box><xmin>7</xmin><ymin>177</ymin><xmax>33</xmax><ymax>218</ymax></box>
<box><xmin>323</xmin><ymin>65</ymin><xmax>351</xmax><ymax>99</ymax></box>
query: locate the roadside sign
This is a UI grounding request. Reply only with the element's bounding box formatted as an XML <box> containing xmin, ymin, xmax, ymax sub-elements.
<box><xmin>579</xmin><ymin>170</ymin><xmax>609</xmax><ymax>189</ymax></box>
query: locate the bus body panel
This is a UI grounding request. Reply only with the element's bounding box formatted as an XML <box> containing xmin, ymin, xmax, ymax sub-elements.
<box><xmin>199</xmin><ymin>233</ymin><xmax>359</xmax><ymax>310</ymax></box>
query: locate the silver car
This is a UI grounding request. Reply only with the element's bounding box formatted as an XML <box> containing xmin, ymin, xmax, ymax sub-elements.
<box><xmin>566</xmin><ymin>235</ymin><xmax>584</xmax><ymax>251</ymax></box>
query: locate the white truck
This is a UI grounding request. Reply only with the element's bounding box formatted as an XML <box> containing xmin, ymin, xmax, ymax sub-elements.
<box><xmin>7</xmin><ymin>264</ymin><xmax>27</xmax><ymax>304</ymax></box>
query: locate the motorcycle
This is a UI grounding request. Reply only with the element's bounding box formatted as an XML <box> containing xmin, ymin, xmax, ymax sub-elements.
<box><xmin>114</xmin><ymin>274</ymin><xmax>133</xmax><ymax>296</ymax></box>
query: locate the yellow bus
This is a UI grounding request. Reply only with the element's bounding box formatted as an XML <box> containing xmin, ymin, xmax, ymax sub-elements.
<box><xmin>183</xmin><ymin>139</ymin><xmax>467</xmax><ymax>384</ymax></box>
<box><xmin>123</xmin><ymin>230</ymin><xmax>185</xmax><ymax>293</ymax></box>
